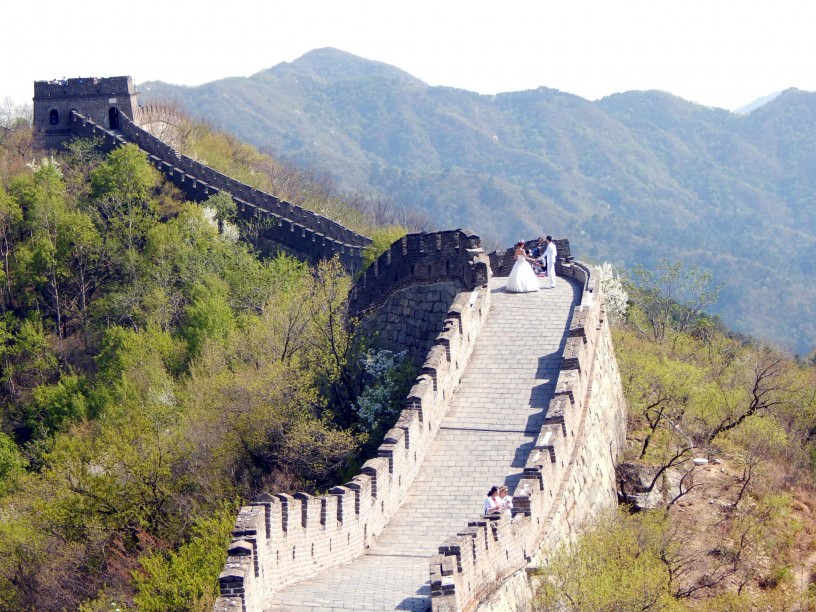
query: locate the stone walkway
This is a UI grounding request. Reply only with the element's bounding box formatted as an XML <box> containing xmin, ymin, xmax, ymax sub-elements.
<box><xmin>265</xmin><ymin>275</ymin><xmax>579</xmax><ymax>611</ymax></box>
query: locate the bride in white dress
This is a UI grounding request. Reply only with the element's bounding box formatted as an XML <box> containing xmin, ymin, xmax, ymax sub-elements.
<box><xmin>506</xmin><ymin>241</ymin><xmax>540</xmax><ymax>293</ymax></box>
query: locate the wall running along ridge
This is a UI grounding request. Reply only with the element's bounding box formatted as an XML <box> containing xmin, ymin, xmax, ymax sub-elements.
<box><xmin>430</xmin><ymin>260</ymin><xmax>627</xmax><ymax>611</ymax></box>
<box><xmin>348</xmin><ymin>229</ymin><xmax>488</xmax><ymax>361</ymax></box>
<box><xmin>214</xmin><ymin>234</ymin><xmax>493</xmax><ymax>610</ymax></box>
<box><xmin>65</xmin><ymin>111</ymin><xmax>370</xmax><ymax>271</ymax></box>
<box><xmin>32</xmin><ymin>75</ymin><xmax>627</xmax><ymax>611</ymax></box>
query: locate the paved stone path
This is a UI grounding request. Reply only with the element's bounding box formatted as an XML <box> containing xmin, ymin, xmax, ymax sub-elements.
<box><xmin>265</xmin><ymin>274</ymin><xmax>579</xmax><ymax>611</ymax></box>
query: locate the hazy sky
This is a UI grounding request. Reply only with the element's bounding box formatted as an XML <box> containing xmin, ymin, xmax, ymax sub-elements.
<box><xmin>3</xmin><ymin>0</ymin><xmax>814</xmax><ymax>111</ymax></box>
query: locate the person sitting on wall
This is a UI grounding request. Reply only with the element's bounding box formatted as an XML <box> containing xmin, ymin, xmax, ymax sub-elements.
<box><xmin>498</xmin><ymin>485</ymin><xmax>513</xmax><ymax>518</ymax></box>
<box><xmin>484</xmin><ymin>486</ymin><xmax>502</xmax><ymax>516</ymax></box>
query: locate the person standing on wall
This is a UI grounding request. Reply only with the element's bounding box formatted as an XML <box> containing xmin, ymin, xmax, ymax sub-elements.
<box><xmin>544</xmin><ymin>236</ymin><xmax>557</xmax><ymax>288</ymax></box>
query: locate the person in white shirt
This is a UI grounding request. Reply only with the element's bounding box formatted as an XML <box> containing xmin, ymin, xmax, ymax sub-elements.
<box><xmin>484</xmin><ymin>486</ymin><xmax>502</xmax><ymax>516</ymax></box>
<box><xmin>544</xmin><ymin>236</ymin><xmax>557</xmax><ymax>288</ymax></box>
<box><xmin>498</xmin><ymin>485</ymin><xmax>513</xmax><ymax>518</ymax></box>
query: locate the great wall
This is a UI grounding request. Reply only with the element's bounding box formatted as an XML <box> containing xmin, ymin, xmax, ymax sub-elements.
<box><xmin>34</xmin><ymin>76</ymin><xmax>627</xmax><ymax>611</ymax></box>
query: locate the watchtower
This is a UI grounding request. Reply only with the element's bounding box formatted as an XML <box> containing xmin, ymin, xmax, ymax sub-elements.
<box><xmin>32</xmin><ymin>76</ymin><xmax>140</xmax><ymax>149</ymax></box>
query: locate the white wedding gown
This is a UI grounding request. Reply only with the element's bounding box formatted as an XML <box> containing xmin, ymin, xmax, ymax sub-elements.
<box><xmin>506</xmin><ymin>254</ymin><xmax>540</xmax><ymax>293</ymax></box>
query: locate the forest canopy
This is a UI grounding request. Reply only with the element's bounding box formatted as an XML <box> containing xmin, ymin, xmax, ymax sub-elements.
<box><xmin>0</xmin><ymin>111</ymin><xmax>414</xmax><ymax>610</ymax></box>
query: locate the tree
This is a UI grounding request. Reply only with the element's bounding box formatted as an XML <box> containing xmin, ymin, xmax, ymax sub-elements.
<box><xmin>535</xmin><ymin>509</ymin><xmax>680</xmax><ymax>610</ymax></box>
<box><xmin>704</xmin><ymin>348</ymin><xmax>793</xmax><ymax>443</ymax></box>
<box><xmin>9</xmin><ymin>159</ymin><xmax>70</xmax><ymax>346</ymax></box>
<box><xmin>361</xmin><ymin>225</ymin><xmax>407</xmax><ymax>270</ymax></box>
<box><xmin>0</xmin><ymin>186</ymin><xmax>23</xmax><ymax>307</ymax></box>
<box><xmin>301</xmin><ymin>257</ymin><xmax>361</xmax><ymax>423</ymax></box>
<box><xmin>131</xmin><ymin>503</ymin><xmax>236</xmax><ymax>611</ymax></box>
<box><xmin>181</xmin><ymin>277</ymin><xmax>236</xmax><ymax>358</ymax></box>
<box><xmin>90</xmin><ymin>144</ymin><xmax>161</xmax><ymax>250</ymax></box>
<box><xmin>625</xmin><ymin>260</ymin><xmax>722</xmax><ymax>342</ymax></box>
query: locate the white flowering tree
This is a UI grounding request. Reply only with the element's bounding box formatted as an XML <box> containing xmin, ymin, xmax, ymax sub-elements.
<box><xmin>599</xmin><ymin>262</ymin><xmax>629</xmax><ymax>322</ymax></box>
<box><xmin>354</xmin><ymin>349</ymin><xmax>415</xmax><ymax>431</ymax></box>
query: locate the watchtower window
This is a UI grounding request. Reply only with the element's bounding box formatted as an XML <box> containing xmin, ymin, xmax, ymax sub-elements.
<box><xmin>49</xmin><ymin>109</ymin><xmax>59</xmax><ymax>125</ymax></box>
<box><xmin>109</xmin><ymin>107</ymin><xmax>120</xmax><ymax>130</ymax></box>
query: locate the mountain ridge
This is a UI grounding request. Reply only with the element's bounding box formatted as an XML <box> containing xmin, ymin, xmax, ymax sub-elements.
<box><xmin>136</xmin><ymin>49</ymin><xmax>816</xmax><ymax>354</ymax></box>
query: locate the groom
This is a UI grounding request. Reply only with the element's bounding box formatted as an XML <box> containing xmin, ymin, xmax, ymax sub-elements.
<box><xmin>543</xmin><ymin>236</ymin><xmax>557</xmax><ymax>288</ymax></box>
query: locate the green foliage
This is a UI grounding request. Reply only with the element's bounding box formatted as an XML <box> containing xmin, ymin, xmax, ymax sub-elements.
<box><xmin>181</xmin><ymin>276</ymin><xmax>236</xmax><ymax>358</ymax></box>
<box><xmin>95</xmin><ymin>324</ymin><xmax>183</xmax><ymax>391</ymax></box>
<box><xmin>0</xmin><ymin>507</ymin><xmax>43</xmax><ymax>610</ymax></box>
<box><xmin>203</xmin><ymin>191</ymin><xmax>237</xmax><ymax>228</ymax></box>
<box><xmin>0</xmin><ymin>102</ymin><xmax>403</xmax><ymax>609</ymax></box>
<box><xmin>26</xmin><ymin>374</ymin><xmax>89</xmax><ymax>436</ymax></box>
<box><xmin>131</xmin><ymin>502</ymin><xmax>237</xmax><ymax>612</ymax></box>
<box><xmin>0</xmin><ymin>432</ymin><xmax>25</xmax><ymax>493</ymax></box>
<box><xmin>535</xmin><ymin>508</ymin><xmax>680</xmax><ymax>611</ymax></box>
<box><xmin>1</xmin><ymin>315</ymin><xmax>59</xmax><ymax>402</ymax></box>
<box><xmin>90</xmin><ymin>143</ymin><xmax>160</xmax><ymax>203</ymax></box>
<box><xmin>89</xmin><ymin>144</ymin><xmax>160</xmax><ymax>250</ymax></box>
<box><xmin>361</xmin><ymin>225</ymin><xmax>407</xmax><ymax>270</ymax></box>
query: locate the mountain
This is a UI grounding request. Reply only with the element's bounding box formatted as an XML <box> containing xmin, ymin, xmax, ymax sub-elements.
<box><xmin>735</xmin><ymin>91</ymin><xmax>783</xmax><ymax>115</ymax></box>
<box><xmin>137</xmin><ymin>49</ymin><xmax>816</xmax><ymax>354</ymax></box>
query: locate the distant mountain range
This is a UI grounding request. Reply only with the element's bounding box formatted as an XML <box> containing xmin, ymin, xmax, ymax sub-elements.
<box><xmin>137</xmin><ymin>48</ymin><xmax>816</xmax><ymax>354</ymax></box>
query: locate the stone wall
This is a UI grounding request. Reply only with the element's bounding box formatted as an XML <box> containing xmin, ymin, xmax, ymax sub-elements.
<box><xmin>214</xmin><ymin>250</ymin><xmax>492</xmax><ymax>610</ymax></box>
<box><xmin>65</xmin><ymin>111</ymin><xmax>371</xmax><ymax>271</ymax></box>
<box><xmin>428</xmin><ymin>262</ymin><xmax>627</xmax><ymax>611</ymax></box>
<box><xmin>350</xmin><ymin>230</ymin><xmax>489</xmax><ymax>362</ymax></box>
<box><xmin>33</xmin><ymin>76</ymin><xmax>139</xmax><ymax>149</ymax></box>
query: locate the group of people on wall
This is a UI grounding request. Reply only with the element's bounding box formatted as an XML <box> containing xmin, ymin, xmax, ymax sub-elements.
<box><xmin>506</xmin><ymin>236</ymin><xmax>557</xmax><ymax>293</ymax></box>
<box><xmin>484</xmin><ymin>485</ymin><xmax>513</xmax><ymax>518</ymax></box>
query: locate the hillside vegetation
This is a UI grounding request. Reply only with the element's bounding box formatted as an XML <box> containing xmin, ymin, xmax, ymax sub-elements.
<box><xmin>535</xmin><ymin>266</ymin><xmax>816</xmax><ymax>609</ymax></box>
<box><xmin>2</xmin><ymin>95</ymin><xmax>815</xmax><ymax>610</ymax></box>
<box><xmin>0</xmin><ymin>117</ymin><xmax>412</xmax><ymax>610</ymax></box>
<box><xmin>138</xmin><ymin>48</ymin><xmax>816</xmax><ymax>354</ymax></box>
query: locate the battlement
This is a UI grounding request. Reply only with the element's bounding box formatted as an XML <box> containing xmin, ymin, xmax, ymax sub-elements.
<box><xmin>428</xmin><ymin>262</ymin><xmax>626</xmax><ymax>610</ymax></box>
<box><xmin>33</xmin><ymin>76</ymin><xmax>139</xmax><ymax>148</ymax></box>
<box><xmin>66</xmin><ymin>111</ymin><xmax>371</xmax><ymax>270</ymax></box>
<box><xmin>349</xmin><ymin>229</ymin><xmax>487</xmax><ymax>319</ymax></box>
<box><xmin>215</xmin><ymin>262</ymin><xmax>493</xmax><ymax>609</ymax></box>
<box><xmin>33</xmin><ymin>76</ymin><xmax>135</xmax><ymax>99</ymax></box>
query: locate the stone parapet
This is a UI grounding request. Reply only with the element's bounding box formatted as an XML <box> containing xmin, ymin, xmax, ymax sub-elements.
<box><xmin>428</xmin><ymin>261</ymin><xmax>627</xmax><ymax>611</ymax></box>
<box><xmin>214</xmin><ymin>259</ymin><xmax>493</xmax><ymax>610</ymax></box>
<box><xmin>350</xmin><ymin>230</ymin><xmax>490</xmax><ymax>362</ymax></box>
<box><xmin>349</xmin><ymin>230</ymin><xmax>487</xmax><ymax>320</ymax></box>
<box><xmin>66</xmin><ymin>111</ymin><xmax>371</xmax><ymax>271</ymax></box>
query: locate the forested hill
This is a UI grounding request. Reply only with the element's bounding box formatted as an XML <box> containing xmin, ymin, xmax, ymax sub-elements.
<box><xmin>138</xmin><ymin>48</ymin><xmax>816</xmax><ymax>354</ymax></box>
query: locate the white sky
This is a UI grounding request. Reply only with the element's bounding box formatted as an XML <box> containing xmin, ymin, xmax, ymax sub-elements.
<box><xmin>3</xmin><ymin>0</ymin><xmax>815</xmax><ymax>111</ymax></box>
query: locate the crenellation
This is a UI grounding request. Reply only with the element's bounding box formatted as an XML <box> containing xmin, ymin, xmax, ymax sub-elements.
<box><xmin>425</xmin><ymin>263</ymin><xmax>625</xmax><ymax>611</ymax></box>
<box><xmin>293</xmin><ymin>492</ymin><xmax>319</xmax><ymax>530</ymax></box>
<box><xmin>394</xmin><ymin>408</ymin><xmax>421</xmax><ymax>449</ymax></box>
<box><xmin>360</xmin><ymin>457</ymin><xmax>390</xmax><ymax>500</ymax></box>
<box><xmin>276</xmin><ymin>493</ymin><xmax>301</xmax><ymax>536</ymax></box>
<box><xmin>214</xmin><ymin>249</ymin><xmax>491</xmax><ymax>607</ymax></box>
<box><xmin>329</xmin><ymin>486</ymin><xmax>355</xmax><ymax>524</ymax></box>
<box><xmin>249</xmin><ymin>495</ymin><xmax>275</xmax><ymax>542</ymax></box>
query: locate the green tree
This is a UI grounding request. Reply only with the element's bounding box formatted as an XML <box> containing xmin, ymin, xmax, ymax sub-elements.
<box><xmin>625</xmin><ymin>260</ymin><xmax>722</xmax><ymax>342</ymax></box>
<box><xmin>90</xmin><ymin>144</ymin><xmax>161</xmax><ymax>250</ymax></box>
<box><xmin>181</xmin><ymin>276</ymin><xmax>236</xmax><ymax>358</ymax></box>
<box><xmin>361</xmin><ymin>225</ymin><xmax>407</xmax><ymax>270</ymax></box>
<box><xmin>0</xmin><ymin>185</ymin><xmax>23</xmax><ymax>307</ymax></box>
<box><xmin>535</xmin><ymin>509</ymin><xmax>680</xmax><ymax>610</ymax></box>
<box><xmin>131</xmin><ymin>503</ymin><xmax>237</xmax><ymax>612</ymax></box>
<box><xmin>25</xmin><ymin>374</ymin><xmax>89</xmax><ymax>438</ymax></box>
<box><xmin>0</xmin><ymin>433</ymin><xmax>26</xmax><ymax>495</ymax></box>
